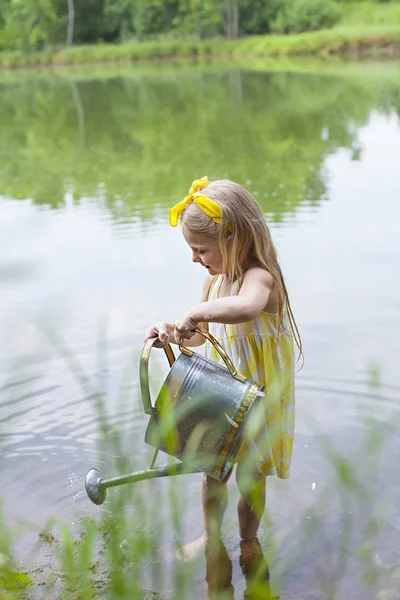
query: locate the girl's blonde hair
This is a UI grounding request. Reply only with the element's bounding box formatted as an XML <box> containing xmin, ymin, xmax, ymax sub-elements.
<box><xmin>181</xmin><ymin>179</ymin><xmax>303</xmax><ymax>361</ymax></box>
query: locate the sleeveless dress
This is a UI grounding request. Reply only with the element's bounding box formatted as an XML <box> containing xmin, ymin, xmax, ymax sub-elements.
<box><xmin>205</xmin><ymin>275</ymin><xmax>295</xmax><ymax>479</ymax></box>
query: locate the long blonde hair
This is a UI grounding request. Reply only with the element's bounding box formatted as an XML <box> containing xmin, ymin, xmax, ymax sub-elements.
<box><xmin>181</xmin><ymin>179</ymin><xmax>303</xmax><ymax>361</ymax></box>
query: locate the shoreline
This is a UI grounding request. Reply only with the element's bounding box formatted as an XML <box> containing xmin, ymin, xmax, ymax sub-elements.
<box><xmin>1</xmin><ymin>25</ymin><xmax>400</xmax><ymax>71</ymax></box>
<box><xmin>11</xmin><ymin>526</ymin><xmax>171</xmax><ymax>600</ymax></box>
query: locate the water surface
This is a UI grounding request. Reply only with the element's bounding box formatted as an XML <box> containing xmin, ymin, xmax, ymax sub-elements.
<box><xmin>0</xmin><ymin>61</ymin><xmax>399</xmax><ymax>599</ymax></box>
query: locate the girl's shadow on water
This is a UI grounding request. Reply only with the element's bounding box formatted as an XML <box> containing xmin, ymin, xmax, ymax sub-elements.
<box><xmin>205</xmin><ymin>537</ymin><xmax>278</xmax><ymax>600</ymax></box>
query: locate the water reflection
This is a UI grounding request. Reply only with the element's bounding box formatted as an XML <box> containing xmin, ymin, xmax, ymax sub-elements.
<box><xmin>1</xmin><ymin>64</ymin><xmax>399</xmax><ymax>223</ymax></box>
<box><xmin>205</xmin><ymin>538</ymin><xmax>274</xmax><ymax>600</ymax></box>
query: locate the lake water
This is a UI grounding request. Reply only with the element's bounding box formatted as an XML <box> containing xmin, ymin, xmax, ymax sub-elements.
<box><xmin>0</xmin><ymin>60</ymin><xmax>400</xmax><ymax>599</ymax></box>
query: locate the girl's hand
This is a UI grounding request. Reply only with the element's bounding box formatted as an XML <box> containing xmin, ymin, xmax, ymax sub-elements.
<box><xmin>174</xmin><ymin>312</ymin><xmax>199</xmax><ymax>346</ymax></box>
<box><xmin>144</xmin><ymin>322</ymin><xmax>173</xmax><ymax>348</ymax></box>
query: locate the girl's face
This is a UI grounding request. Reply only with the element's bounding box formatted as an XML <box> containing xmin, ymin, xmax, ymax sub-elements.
<box><xmin>183</xmin><ymin>228</ymin><xmax>224</xmax><ymax>276</ymax></box>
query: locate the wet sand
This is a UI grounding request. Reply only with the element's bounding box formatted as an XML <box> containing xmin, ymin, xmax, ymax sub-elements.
<box><xmin>19</xmin><ymin>536</ymin><xmax>169</xmax><ymax>600</ymax></box>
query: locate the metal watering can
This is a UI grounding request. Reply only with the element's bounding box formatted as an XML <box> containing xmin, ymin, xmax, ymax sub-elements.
<box><xmin>85</xmin><ymin>329</ymin><xmax>264</xmax><ymax>505</ymax></box>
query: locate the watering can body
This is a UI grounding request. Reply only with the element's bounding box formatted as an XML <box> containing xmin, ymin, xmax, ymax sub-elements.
<box><xmin>85</xmin><ymin>329</ymin><xmax>265</xmax><ymax>505</ymax></box>
<box><xmin>141</xmin><ymin>330</ymin><xmax>264</xmax><ymax>482</ymax></box>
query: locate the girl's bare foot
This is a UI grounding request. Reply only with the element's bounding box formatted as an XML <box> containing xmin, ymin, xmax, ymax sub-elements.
<box><xmin>176</xmin><ymin>534</ymin><xmax>207</xmax><ymax>561</ymax></box>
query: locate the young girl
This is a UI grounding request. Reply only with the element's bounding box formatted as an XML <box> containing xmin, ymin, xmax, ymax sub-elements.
<box><xmin>145</xmin><ymin>176</ymin><xmax>302</xmax><ymax>561</ymax></box>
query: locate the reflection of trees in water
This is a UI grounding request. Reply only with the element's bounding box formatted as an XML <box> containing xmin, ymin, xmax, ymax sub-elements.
<box><xmin>0</xmin><ymin>68</ymin><xmax>397</xmax><ymax>223</ymax></box>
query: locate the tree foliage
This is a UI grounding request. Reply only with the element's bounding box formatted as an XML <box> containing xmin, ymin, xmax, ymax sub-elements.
<box><xmin>271</xmin><ymin>0</ymin><xmax>342</xmax><ymax>34</ymax></box>
<box><xmin>0</xmin><ymin>0</ymin><xmax>395</xmax><ymax>50</ymax></box>
<box><xmin>0</xmin><ymin>0</ymin><xmax>57</xmax><ymax>49</ymax></box>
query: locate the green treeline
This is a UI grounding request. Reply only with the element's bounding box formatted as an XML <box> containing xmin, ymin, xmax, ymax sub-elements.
<box><xmin>1</xmin><ymin>0</ymin><xmax>400</xmax><ymax>53</ymax></box>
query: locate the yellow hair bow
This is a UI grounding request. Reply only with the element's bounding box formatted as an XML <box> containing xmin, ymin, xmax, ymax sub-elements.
<box><xmin>169</xmin><ymin>176</ymin><xmax>223</xmax><ymax>227</ymax></box>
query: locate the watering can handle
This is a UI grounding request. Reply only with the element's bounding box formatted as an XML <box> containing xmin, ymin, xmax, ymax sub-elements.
<box><xmin>140</xmin><ymin>338</ymin><xmax>176</xmax><ymax>415</ymax></box>
<box><xmin>140</xmin><ymin>328</ymin><xmax>246</xmax><ymax>415</ymax></box>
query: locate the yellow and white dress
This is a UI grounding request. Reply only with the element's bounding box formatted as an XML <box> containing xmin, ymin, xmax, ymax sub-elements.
<box><xmin>205</xmin><ymin>275</ymin><xmax>295</xmax><ymax>479</ymax></box>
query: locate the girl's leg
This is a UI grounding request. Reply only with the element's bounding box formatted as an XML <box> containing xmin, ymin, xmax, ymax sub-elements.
<box><xmin>236</xmin><ymin>463</ymin><xmax>269</xmax><ymax>581</ymax></box>
<box><xmin>205</xmin><ymin>539</ymin><xmax>234</xmax><ymax>599</ymax></box>
<box><xmin>236</xmin><ymin>461</ymin><xmax>266</xmax><ymax>542</ymax></box>
<box><xmin>177</xmin><ymin>471</ymin><xmax>231</xmax><ymax>561</ymax></box>
<box><xmin>201</xmin><ymin>472</ymin><xmax>229</xmax><ymax>544</ymax></box>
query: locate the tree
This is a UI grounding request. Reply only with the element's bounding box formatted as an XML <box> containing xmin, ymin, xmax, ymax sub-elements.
<box><xmin>174</xmin><ymin>0</ymin><xmax>222</xmax><ymax>39</ymax></box>
<box><xmin>103</xmin><ymin>0</ymin><xmax>135</xmax><ymax>40</ymax></box>
<box><xmin>225</xmin><ymin>0</ymin><xmax>239</xmax><ymax>39</ymax></box>
<box><xmin>66</xmin><ymin>0</ymin><xmax>74</xmax><ymax>45</ymax></box>
<box><xmin>0</xmin><ymin>0</ymin><xmax>57</xmax><ymax>49</ymax></box>
<box><xmin>238</xmin><ymin>0</ymin><xmax>280</xmax><ymax>34</ymax></box>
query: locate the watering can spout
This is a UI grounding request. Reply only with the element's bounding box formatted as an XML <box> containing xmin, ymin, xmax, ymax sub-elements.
<box><xmin>85</xmin><ymin>469</ymin><xmax>107</xmax><ymax>505</ymax></box>
<box><xmin>85</xmin><ymin>463</ymin><xmax>200</xmax><ymax>505</ymax></box>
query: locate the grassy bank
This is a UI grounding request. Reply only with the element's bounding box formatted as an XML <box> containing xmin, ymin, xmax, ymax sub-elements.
<box><xmin>340</xmin><ymin>1</ymin><xmax>400</xmax><ymax>26</ymax></box>
<box><xmin>1</xmin><ymin>22</ymin><xmax>400</xmax><ymax>69</ymax></box>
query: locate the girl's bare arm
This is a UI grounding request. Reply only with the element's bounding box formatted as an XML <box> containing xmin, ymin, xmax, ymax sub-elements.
<box><xmin>174</xmin><ymin>268</ymin><xmax>273</xmax><ymax>343</ymax></box>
